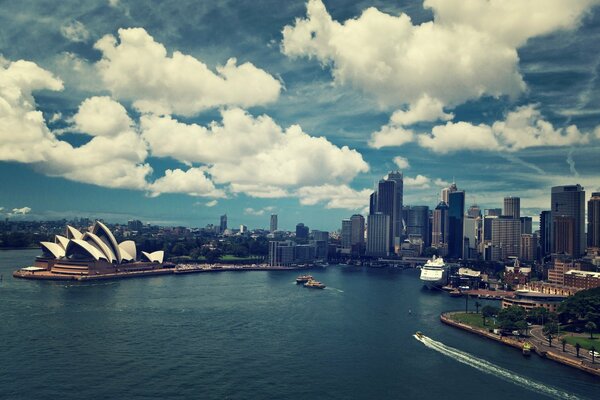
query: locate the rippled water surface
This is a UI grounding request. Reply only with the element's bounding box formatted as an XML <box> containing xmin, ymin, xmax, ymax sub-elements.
<box><xmin>1</xmin><ymin>250</ymin><xmax>599</xmax><ymax>399</ymax></box>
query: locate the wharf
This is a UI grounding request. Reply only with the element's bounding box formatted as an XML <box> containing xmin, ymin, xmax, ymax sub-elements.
<box><xmin>441</xmin><ymin>311</ymin><xmax>600</xmax><ymax>377</ymax></box>
<box><xmin>173</xmin><ymin>263</ymin><xmax>312</xmax><ymax>274</ymax></box>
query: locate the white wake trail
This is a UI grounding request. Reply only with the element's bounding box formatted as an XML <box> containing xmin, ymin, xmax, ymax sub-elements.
<box><xmin>414</xmin><ymin>334</ymin><xmax>582</xmax><ymax>400</ymax></box>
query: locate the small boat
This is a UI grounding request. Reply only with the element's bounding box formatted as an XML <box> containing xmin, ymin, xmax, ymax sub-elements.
<box><xmin>522</xmin><ymin>342</ymin><xmax>532</xmax><ymax>356</ymax></box>
<box><xmin>296</xmin><ymin>275</ymin><xmax>314</xmax><ymax>284</ymax></box>
<box><xmin>415</xmin><ymin>331</ymin><xmax>424</xmax><ymax>339</ymax></box>
<box><xmin>304</xmin><ymin>279</ymin><xmax>326</xmax><ymax>289</ymax></box>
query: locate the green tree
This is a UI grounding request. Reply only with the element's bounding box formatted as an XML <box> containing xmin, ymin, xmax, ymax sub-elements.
<box><xmin>543</xmin><ymin>322</ymin><xmax>559</xmax><ymax>347</ymax></box>
<box><xmin>527</xmin><ymin>307</ymin><xmax>549</xmax><ymax>325</ymax></box>
<box><xmin>481</xmin><ymin>305</ymin><xmax>499</xmax><ymax>326</ymax></box>
<box><xmin>515</xmin><ymin>320</ymin><xmax>529</xmax><ymax>336</ymax></box>
<box><xmin>560</xmin><ymin>337</ymin><xmax>567</xmax><ymax>352</ymax></box>
<box><xmin>575</xmin><ymin>342</ymin><xmax>581</xmax><ymax>357</ymax></box>
<box><xmin>498</xmin><ymin>306</ymin><xmax>527</xmax><ymax>331</ymax></box>
<box><xmin>585</xmin><ymin>321</ymin><xmax>597</xmax><ymax>339</ymax></box>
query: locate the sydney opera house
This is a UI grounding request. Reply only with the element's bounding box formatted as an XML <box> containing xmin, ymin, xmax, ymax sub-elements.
<box><xmin>19</xmin><ymin>221</ymin><xmax>167</xmax><ymax>278</ymax></box>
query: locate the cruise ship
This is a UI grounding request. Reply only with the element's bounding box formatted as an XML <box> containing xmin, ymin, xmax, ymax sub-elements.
<box><xmin>419</xmin><ymin>256</ymin><xmax>447</xmax><ymax>288</ymax></box>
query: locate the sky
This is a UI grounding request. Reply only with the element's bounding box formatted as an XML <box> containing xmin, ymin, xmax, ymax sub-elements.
<box><xmin>1</xmin><ymin>0</ymin><xmax>600</xmax><ymax>231</ymax></box>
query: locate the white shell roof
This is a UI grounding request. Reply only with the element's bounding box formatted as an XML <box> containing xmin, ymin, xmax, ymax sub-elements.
<box><xmin>119</xmin><ymin>240</ymin><xmax>137</xmax><ymax>261</ymax></box>
<box><xmin>142</xmin><ymin>251</ymin><xmax>164</xmax><ymax>263</ymax></box>
<box><xmin>82</xmin><ymin>232</ymin><xmax>116</xmax><ymax>263</ymax></box>
<box><xmin>92</xmin><ymin>221</ymin><xmax>122</xmax><ymax>262</ymax></box>
<box><xmin>67</xmin><ymin>239</ymin><xmax>108</xmax><ymax>261</ymax></box>
<box><xmin>40</xmin><ymin>241</ymin><xmax>66</xmax><ymax>259</ymax></box>
<box><xmin>66</xmin><ymin>225</ymin><xmax>83</xmax><ymax>240</ymax></box>
<box><xmin>54</xmin><ymin>235</ymin><xmax>70</xmax><ymax>250</ymax></box>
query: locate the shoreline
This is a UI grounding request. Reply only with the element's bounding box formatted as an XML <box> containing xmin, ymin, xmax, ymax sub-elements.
<box><xmin>12</xmin><ymin>263</ymin><xmax>314</xmax><ymax>281</ymax></box>
<box><xmin>440</xmin><ymin>311</ymin><xmax>600</xmax><ymax>377</ymax></box>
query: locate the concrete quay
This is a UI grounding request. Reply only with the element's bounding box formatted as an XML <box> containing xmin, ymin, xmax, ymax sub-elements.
<box><xmin>441</xmin><ymin>312</ymin><xmax>600</xmax><ymax>378</ymax></box>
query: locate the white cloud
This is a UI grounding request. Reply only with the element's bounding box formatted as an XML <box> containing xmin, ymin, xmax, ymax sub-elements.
<box><xmin>142</xmin><ymin>108</ymin><xmax>369</xmax><ymax>192</ymax></box>
<box><xmin>296</xmin><ymin>184</ymin><xmax>372</xmax><ymax>209</ymax></box>
<box><xmin>72</xmin><ymin>96</ymin><xmax>133</xmax><ymax>136</ymax></box>
<box><xmin>368</xmin><ymin>125</ymin><xmax>414</xmax><ymax>149</ymax></box>
<box><xmin>204</xmin><ymin>200</ymin><xmax>218</xmax><ymax>207</ymax></box>
<box><xmin>404</xmin><ymin>175</ymin><xmax>431</xmax><ymax>188</ymax></box>
<box><xmin>147</xmin><ymin>168</ymin><xmax>225</xmax><ymax>198</ymax></box>
<box><xmin>390</xmin><ymin>95</ymin><xmax>454</xmax><ymax>126</ymax></box>
<box><xmin>94</xmin><ymin>27</ymin><xmax>282</xmax><ymax>116</ymax></box>
<box><xmin>392</xmin><ymin>156</ymin><xmax>410</xmax><ymax>170</ymax></box>
<box><xmin>9</xmin><ymin>207</ymin><xmax>31</xmax><ymax>216</ymax></box>
<box><xmin>283</xmin><ymin>0</ymin><xmax>597</xmax><ymax>142</ymax></box>
<box><xmin>60</xmin><ymin>21</ymin><xmax>90</xmax><ymax>43</ymax></box>
<box><xmin>595</xmin><ymin>126</ymin><xmax>600</xmax><ymax>139</ymax></box>
<box><xmin>418</xmin><ymin>105</ymin><xmax>590</xmax><ymax>153</ymax></box>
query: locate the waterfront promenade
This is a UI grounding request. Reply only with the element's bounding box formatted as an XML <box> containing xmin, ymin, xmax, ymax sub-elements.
<box><xmin>441</xmin><ymin>311</ymin><xmax>600</xmax><ymax>377</ymax></box>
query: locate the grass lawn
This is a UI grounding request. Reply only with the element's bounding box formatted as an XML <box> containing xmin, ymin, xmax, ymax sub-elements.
<box><xmin>448</xmin><ymin>312</ymin><xmax>498</xmax><ymax>330</ymax></box>
<box><xmin>220</xmin><ymin>255</ymin><xmax>259</xmax><ymax>261</ymax></box>
<box><xmin>563</xmin><ymin>335</ymin><xmax>600</xmax><ymax>351</ymax></box>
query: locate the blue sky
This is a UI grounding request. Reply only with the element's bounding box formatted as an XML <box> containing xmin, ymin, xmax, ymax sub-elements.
<box><xmin>1</xmin><ymin>0</ymin><xmax>600</xmax><ymax>231</ymax></box>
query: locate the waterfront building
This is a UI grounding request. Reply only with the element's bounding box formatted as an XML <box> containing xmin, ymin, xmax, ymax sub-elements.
<box><xmin>520</xmin><ymin>233</ymin><xmax>538</xmax><ymax>262</ymax></box>
<box><xmin>540</xmin><ymin>210</ymin><xmax>552</xmax><ymax>258</ymax></box>
<box><xmin>350</xmin><ymin>214</ymin><xmax>365</xmax><ymax>255</ymax></box>
<box><xmin>503</xmin><ymin>197</ymin><xmax>520</xmax><ymax>219</ymax></box>
<box><xmin>551</xmin><ymin>184</ymin><xmax>585</xmax><ymax>258</ymax></box>
<box><xmin>220</xmin><ymin>214</ymin><xmax>228</xmax><ymax>233</ymax></box>
<box><xmin>312</xmin><ymin>230</ymin><xmax>329</xmax><ymax>261</ymax></box>
<box><xmin>270</xmin><ymin>214</ymin><xmax>278</xmax><ymax>232</ymax></box>
<box><xmin>404</xmin><ymin>206</ymin><xmax>430</xmax><ymax>248</ymax></box>
<box><xmin>520</xmin><ymin>216</ymin><xmax>532</xmax><ymax>235</ymax></box>
<box><xmin>448</xmin><ymin>190</ymin><xmax>465</xmax><ymax>259</ymax></box>
<box><xmin>501</xmin><ymin>291</ymin><xmax>566</xmax><ymax>312</ymax></box>
<box><xmin>491</xmin><ymin>216</ymin><xmax>520</xmax><ymax>261</ymax></box>
<box><xmin>376</xmin><ymin>178</ymin><xmax>396</xmax><ymax>252</ymax></box>
<box><xmin>341</xmin><ymin>219</ymin><xmax>352</xmax><ymax>250</ymax></box>
<box><xmin>588</xmin><ymin>192</ymin><xmax>600</xmax><ymax>248</ymax></box>
<box><xmin>432</xmin><ymin>201</ymin><xmax>449</xmax><ymax>256</ymax></box>
<box><xmin>296</xmin><ymin>223</ymin><xmax>309</xmax><ymax>240</ymax></box>
<box><xmin>269</xmin><ymin>240</ymin><xmax>295</xmax><ymax>266</ymax></box>
<box><xmin>366</xmin><ymin>213</ymin><xmax>390</xmax><ymax>257</ymax></box>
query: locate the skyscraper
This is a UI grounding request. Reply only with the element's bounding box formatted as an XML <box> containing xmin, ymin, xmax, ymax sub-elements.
<box><xmin>520</xmin><ymin>216</ymin><xmax>532</xmax><ymax>235</ymax></box>
<box><xmin>369</xmin><ymin>191</ymin><xmax>377</xmax><ymax>215</ymax></box>
<box><xmin>387</xmin><ymin>171</ymin><xmax>404</xmax><ymax>246</ymax></box>
<box><xmin>448</xmin><ymin>190</ymin><xmax>465</xmax><ymax>259</ymax></box>
<box><xmin>588</xmin><ymin>192</ymin><xmax>600</xmax><ymax>248</ymax></box>
<box><xmin>220</xmin><ymin>214</ymin><xmax>227</xmax><ymax>233</ymax></box>
<box><xmin>467</xmin><ymin>204</ymin><xmax>482</xmax><ymax>219</ymax></box>
<box><xmin>270</xmin><ymin>214</ymin><xmax>278</xmax><ymax>232</ymax></box>
<box><xmin>540</xmin><ymin>210</ymin><xmax>552</xmax><ymax>258</ymax></box>
<box><xmin>520</xmin><ymin>234</ymin><xmax>538</xmax><ymax>262</ymax></box>
<box><xmin>341</xmin><ymin>219</ymin><xmax>352</xmax><ymax>250</ymax></box>
<box><xmin>486</xmin><ymin>208</ymin><xmax>502</xmax><ymax>217</ymax></box>
<box><xmin>441</xmin><ymin>182</ymin><xmax>457</xmax><ymax>204</ymax></box>
<box><xmin>350</xmin><ymin>214</ymin><xmax>366</xmax><ymax>255</ymax></box>
<box><xmin>503</xmin><ymin>197</ymin><xmax>521</xmax><ymax>219</ymax></box>
<box><xmin>491</xmin><ymin>216</ymin><xmax>521</xmax><ymax>261</ymax></box>
<box><xmin>551</xmin><ymin>185</ymin><xmax>585</xmax><ymax>257</ymax></box>
<box><xmin>554</xmin><ymin>215</ymin><xmax>575</xmax><ymax>255</ymax></box>
<box><xmin>366</xmin><ymin>213</ymin><xmax>390</xmax><ymax>257</ymax></box>
<box><xmin>376</xmin><ymin>178</ymin><xmax>396</xmax><ymax>252</ymax></box>
<box><xmin>405</xmin><ymin>206</ymin><xmax>430</xmax><ymax>247</ymax></box>
<box><xmin>432</xmin><ymin>201</ymin><xmax>449</xmax><ymax>255</ymax></box>
<box><xmin>296</xmin><ymin>223</ymin><xmax>309</xmax><ymax>240</ymax></box>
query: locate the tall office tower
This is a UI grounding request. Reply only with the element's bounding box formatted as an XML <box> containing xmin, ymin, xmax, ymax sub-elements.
<box><xmin>520</xmin><ymin>234</ymin><xmax>538</xmax><ymax>262</ymax></box>
<box><xmin>486</xmin><ymin>208</ymin><xmax>502</xmax><ymax>217</ymax></box>
<box><xmin>482</xmin><ymin>215</ymin><xmax>498</xmax><ymax>242</ymax></box>
<box><xmin>503</xmin><ymin>197</ymin><xmax>521</xmax><ymax>219</ymax></box>
<box><xmin>520</xmin><ymin>216</ymin><xmax>532</xmax><ymax>235</ymax></box>
<box><xmin>220</xmin><ymin>214</ymin><xmax>228</xmax><ymax>233</ymax></box>
<box><xmin>432</xmin><ymin>202</ymin><xmax>449</xmax><ymax>255</ymax></box>
<box><xmin>588</xmin><ymin>192</ymin><xmax>600</xmax><ymax>248</ymax></box>
<box><xmin>491</xmin><ymin>216</ymin><xmax>521</xmax><ymax>261</ymax></box>
<box><xmin>312</xmin><ymin>230</ymin><xmax>329</xmax><ymax>260</ymax></box>
<box><xmin>366</xmin><ymin>213</ymin><xmax>390</xmax><ymax>257</ymax></box>
<box><xmin>448</xmin><ymin>190</ymin><xmax>465</xmax><ymax>259</ymax></box>
<box><xmin>463</xmin><ymin>216</ymin><xmax>479</xmax><ymax>260</ymax></box>
<box><xmin>350</xmin><ymin>214</ymin><xmax>366</xmax><ymax>255</ymax></box>
<box><xmin>387</xmin><ymin>171</ymin><xmax>404</xmax><ymax>244</ymax></box>
<box><xmin>296</xmin><ymin>223</ymin><xmax>309</xmax><ymax>240</ymax></box>
<box><xmin>369</xmin><ymin>191</ymin><xmax>377</xmax><ymax>215</ymax></box>
<box><xmin>377</xmin><ymin>179</ymin><xmax>396</xmax><ymax>252</ymax></box>
<box><xmin>467</xmin><ymin>204</ymin><xmax>482</xmax><ymax>219</ymax></box>
<box><xmin>405</xmin><ymin>206</ymin><xmax>430</xmax><ymax>247</ymax></box>
<box><xmin>341</xmin><ymin>219</ymin><xmax>352</xmax><ymax>249</ymax></box>
<box><xmin>551</xmin><ymin>185</ymin><xmax>585</xmax><ymax>257</ymax></box>
<box><xmin>554</xmin><ymin>215</ymin><xmax>575</xmax><ymax>255</ymax></box>
<box><xmin>441</xmin><ymin>182</ymin><xmax>457</xmax><ymax>204</ymax></box>
<box><xmin>540</xmin><ymin>210</ymin><xmax>552</xmax><ymax>258</ymax></box>
<box><xmin>270</xmin><ymin>214</ymin><xmax>278</xmax><ymax>232</ymax></box>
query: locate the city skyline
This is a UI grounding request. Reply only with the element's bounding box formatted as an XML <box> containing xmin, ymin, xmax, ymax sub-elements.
<box><xmin>2</xmin><ymin>0</ymin><xmax>600</xmax><ymax>231</ymax></box>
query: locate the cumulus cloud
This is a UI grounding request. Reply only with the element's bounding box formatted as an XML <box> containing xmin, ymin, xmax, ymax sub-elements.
<box><xmin>9</xmin><ymin>207</ymin><xmax>32</xmax><ymax>216</ymax></box>
<box><xmin>147</xmin><ymin>168</ymin><xmax>225</xmax><ymax>198</ymax></box>
<box><xmin>369</xmin><ymin>126</ymin><xmax>414</xmax><ymax>149</ymax></box>
<box><xmin>404</xmin><ymin>175</ymin><xmax>432</xmax><ymax>188</ymax></box>
<box><xmin>94</xmin><ymin>27</ymin><xmax>282</xmax><ymax>116</ymax></box>
<box><xmin>393</xmin><ymin>156</ymin><xmax>410</xmax><ymax>169</ymax></box>
<box><xmin>244</xmin><ymin>206</ymin><xmax>275</xmax><ymax>216</ymax></box>
<box><xmin>390</xmin><ymin>95</ymin><xmax>454</xmax><ymax>126</ymax></box>
<box><xmin>283</xmin><ymin>0</ymin><xmax>595</xmax><ymax>111</ymax></box>
<box><xmin>60</xmin><ymin>21</ymin><xmax>90</xmax><ymax>43</ymax></box>
<box><xmin>72</xmin><ymin>96</ymin><xmax>133</xmax><ymax>136</ymax></box>
<box><xmin>418</xmin><ymin>105</ymin><xmax>590</xmax><ymax>153</ymax></box>
<box><xmin>296</xmin><ymin>185</ymin><xmax>372</xmax><ymax>209</ymax></box>
<box><xmin>142</xmin><ymin>108</ymin><xmax>369</xmax><ymax>191</ymax></box>
<box><xmin>204</xmin><ymin>200</ymin><xmax>218</xmax><ymax>207</ymax></box>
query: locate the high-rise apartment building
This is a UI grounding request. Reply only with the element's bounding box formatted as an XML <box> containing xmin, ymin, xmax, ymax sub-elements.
<box><xmin>551</xmin><ymin>185</ymin><xmax>585</xmax><ymax>257</ymax></box>
<box><xmin>503</xmin><ymin>197</ymin><xmax>521</xmax><ymax>219</ymax></box>
<box><xmin>588</xmin><ymin>192</ymin><xmax>600</xmax><ymax>248</ymax></box>
<box><xmin>366</xmin><ymin>213</ymin><xmax>390</xmax><ymax>257</ymax></box>
<box><xmin>270</xmin><ymin>214</ymin><xmax>278</xmax><ymax>232</ymax></box>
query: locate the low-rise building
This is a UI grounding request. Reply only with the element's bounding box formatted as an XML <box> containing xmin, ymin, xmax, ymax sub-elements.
<box><xmin>563</xmin><ymin>270</ymin><xmax>600</xmax><ymax>290</ymax></box>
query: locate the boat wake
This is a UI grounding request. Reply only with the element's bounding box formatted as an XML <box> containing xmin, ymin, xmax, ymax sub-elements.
<box><xmin>413</xmin><ymin>334</ymin><xmax>581</xmax><ymax>400</ymax></box>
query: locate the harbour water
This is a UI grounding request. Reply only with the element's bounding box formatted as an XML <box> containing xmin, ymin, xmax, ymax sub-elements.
<box><xmin>1</xmin><ymin>249</ymin><xmax>599</xmax><ymax>399</ymax></box>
